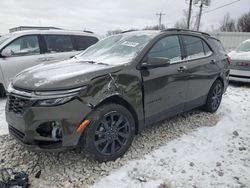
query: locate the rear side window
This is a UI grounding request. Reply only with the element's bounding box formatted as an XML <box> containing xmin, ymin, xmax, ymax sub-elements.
<box><xmin>147</xmin><ymin>35</ymin><xmax>182</xmax><ymax>63</ymax></box>
<box><xmin>3</xmin><ymin>35</ymin><xmax>40</xmax><ymax>56</ymax></box>
<box><xmin>44</xmin><ymin>35</ymin><xmax>74</xmax><ymax>53</ymax></box>
<box><xmin>208</xmin><ymin>38</ymin><xmax>225</xmax><ymax>54</ymax></box>
<box><xmin>182</xmin><ymin>35</ymin><xmax>205</xmax><ymax>60</ymax></box>
<box><xmin>73</xmin><ymin>36</ymin><xmax>98</xmax><ymax>51</ymax></box>
<box><xmin>202</xmin><ymin>41</ymin><xmax>213</xmax><ymax>56</ymax></box>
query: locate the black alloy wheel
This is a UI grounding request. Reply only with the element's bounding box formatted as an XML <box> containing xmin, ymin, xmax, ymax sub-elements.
<box><xmin>94</xmin><ymin>112</ymin><xmax>130</xmax><ymax>156</ymax></box>
<box><xmin>204</xmin><ymin>79</ymin><xmax>223</xmax><ymax>113</ymax></box>
<box><xmin>81</xmin><ymin>103</ymin><xmax>135</xmax><ymax>162</ymax></box>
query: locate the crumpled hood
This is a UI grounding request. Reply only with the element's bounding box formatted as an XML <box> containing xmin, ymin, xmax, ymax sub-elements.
<box><xmin>228</xmin><ymin>51</ymin><xmax>250</xmax><ymax>61</ymax></box>
<box><xmin>12</xmin><ymin>58</ymin><xmax>122</xmax><ymax>91</ymax></box>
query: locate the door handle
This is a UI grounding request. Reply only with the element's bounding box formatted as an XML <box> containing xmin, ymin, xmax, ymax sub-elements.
<box><xmin>177</xmin><ymin>66</ymin><xmax>188</xmax><ymax>72</ymax></box>
<box><xmin>210</xmin><ymin>59</ymin><xmax>216</xmax><ymax>64</ymax></box>
<box><xmin>37</xmin><ymin>58</ymin><xmax>47</xmax><ymax>62</ymax></box>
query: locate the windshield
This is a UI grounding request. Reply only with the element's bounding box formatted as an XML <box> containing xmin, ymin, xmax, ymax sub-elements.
<box><xmin>236</xmin><ymin>40</ymin><xmax>250</xmax><ymax>52</ymax></box>
<box><xmin>78</xmin><ymin>31</ymin><xmax>158</xmax><ymax>65</ymax></box>
<box><xmin>0</xmin><ymin>34</ymin><xmax>11</xmax><ymax>45</ymax></box>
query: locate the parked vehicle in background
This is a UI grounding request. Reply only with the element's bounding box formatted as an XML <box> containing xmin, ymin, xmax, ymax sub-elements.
<box><xmin>228</xmin><ymin>39</ymin><xmax>250</xmax><ymax>82</ymax></box>
<box><xmin>6</xmin><ymin>29</ymin><xmax>230</xmax><ymax>162</ymax></box>
<box><xmin>0</xmin><ymin>30</ymin><xmax>99</xmax><ymax>96</ymax></box>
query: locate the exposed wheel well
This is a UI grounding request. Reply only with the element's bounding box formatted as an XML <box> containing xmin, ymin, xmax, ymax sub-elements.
<box><xmin>96</xmin><ymin>96</ymin><xmax>139</xmax><ymax>134</ymax></box>
<box><xmin>0</xmin><ymin>83</ymin><xmax>6</xmax><ymax>97</ymax></box>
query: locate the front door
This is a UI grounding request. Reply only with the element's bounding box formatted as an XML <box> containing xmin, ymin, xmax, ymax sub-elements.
<box><xmin>0</xmin><ymin>35</ymin><xmax>44</xmax><ymax>87</ymax></box>
<box><xmin>140</xmin><ymin>35</ymin><xmax>189</xmax><ymax>126</ymax></box>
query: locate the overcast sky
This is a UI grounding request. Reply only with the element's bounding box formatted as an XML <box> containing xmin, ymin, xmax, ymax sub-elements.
<box><xmin>0</xmin><ymin>0</ymin><xmax>249</xmax><ymax>36</ymax></box>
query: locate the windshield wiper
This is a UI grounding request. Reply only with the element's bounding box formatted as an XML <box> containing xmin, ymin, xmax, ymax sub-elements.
<box><xmin>79</xmin><ymin>60</ymin><xmax>109</xmax><ymax>65</ymax></box>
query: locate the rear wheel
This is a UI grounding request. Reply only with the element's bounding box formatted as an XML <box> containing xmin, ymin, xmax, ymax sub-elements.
<box><xmin>203</xmin><ymin>79</ymin><xmax>223</xmax><ymax>113</ymax></box>
<box><xmin>81</xmin><ymin>103</ymin><xmax>135</xmax><ymax>162</ymax></box>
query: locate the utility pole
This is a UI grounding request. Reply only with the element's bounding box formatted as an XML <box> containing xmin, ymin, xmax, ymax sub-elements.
<box><xmin>196</xmin><ymin>2</ymin><xmax>203</xmax><ymax>31</ymax></box>
<box><xmin>187</xmin><ymin>0</ymin><xmax>193</xmax><ymax>29</ymax></box>
<box><xmin>156</xmin><ymin>12</ymin><xmax>165</xmax><ymax>30</ymax></box>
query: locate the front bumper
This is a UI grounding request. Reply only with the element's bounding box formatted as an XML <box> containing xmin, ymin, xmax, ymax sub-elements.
<box><xmin>229</xmin><ymin>69</ymin><xmax>250</xmax><ymax>83</ymax></box>
<box><xmin>5</xmin><ymin>94</ymin><xmax>92</xmax><ymax>151</ymax></box>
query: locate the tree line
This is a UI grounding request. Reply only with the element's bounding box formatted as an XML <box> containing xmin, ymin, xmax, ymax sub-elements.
<box><xmin>220</xmin><ymin>11</ymin><xmax>250</xmax><ymax>32</ymax></box>
<box><xmin>106</xmin><ymin>11</ymin><xmax>250</xmax><ymax>36</ymax></box>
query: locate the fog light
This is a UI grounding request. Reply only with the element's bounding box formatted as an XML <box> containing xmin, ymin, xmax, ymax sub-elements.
<box><xmin>36</xmin><ymin>121</ymin><xmax>62</xmax><ymax>140</ymax></box>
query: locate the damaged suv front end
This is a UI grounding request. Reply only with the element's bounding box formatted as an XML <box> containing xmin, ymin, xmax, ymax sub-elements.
<box><xmin>6</xmin><ymin>84</ymin><xmax>92</xmax><ymax>151</ymax></box>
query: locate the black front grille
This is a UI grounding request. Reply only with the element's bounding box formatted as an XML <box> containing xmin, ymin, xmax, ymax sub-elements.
<box><xmin>7</xmin><ymin>95</ymin><xmax>30</xmax><ymax>115</ymax></box>
<box><xmin>9</xmin><ymin>125</ymin><xmax>25</xmax><ymax>141</ymax></box>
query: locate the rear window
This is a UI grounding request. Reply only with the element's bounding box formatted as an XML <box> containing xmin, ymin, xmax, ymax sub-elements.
<box><xmin>44</xmin><ymin>35</ymin><xmax>74</xmax><ymax>53</ymax></box>
<box><xmin>73</xmin><ymin>36</ymin><xmax>98</xmax><ymax>51</ymax></box>
<box><xmin>208</xmin><ymin>38</ymin><xmax>225</xmax><ymax>53</ymax></box>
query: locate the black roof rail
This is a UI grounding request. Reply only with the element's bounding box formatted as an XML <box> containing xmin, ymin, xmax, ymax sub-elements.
<box><xmin>121</xmin><ymin>29</ymin><xmax>137</xmax><ymax>34</ymax></box>
<box><xmin>162</xmin><ymin>28</ymin><xmax>210</xmax><ymax>36</ymax></box>
<box><xmin>83</xmin><ymin>30</ymin><xmax>94</xmax><ymax>34</ymax></box>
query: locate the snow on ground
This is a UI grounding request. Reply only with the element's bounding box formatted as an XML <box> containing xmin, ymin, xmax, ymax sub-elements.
<box><xmin>0</xmin><ymin>84</ymin><xmax>249</xmax><ymax>187</ymax></box>
<box><xmin>0</xmin><ymin>97</ymin><xmax>7</xmax><ymax>135</ymax></box>
<box><xmin>92</xmin><ymin>85</ymin><xmax>250</xmax><ymax>188</ymax></box>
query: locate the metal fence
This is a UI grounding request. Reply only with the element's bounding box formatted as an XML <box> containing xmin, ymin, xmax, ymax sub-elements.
<box><xmin>210</xmin><ymin>32</ymin><xmax>250</xmax><ymax>52</ymax></box>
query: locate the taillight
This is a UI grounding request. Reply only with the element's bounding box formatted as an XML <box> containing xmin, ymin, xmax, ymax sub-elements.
<box><xmin>226</xmin><ymin>55</ymin><xmax>231</xmax><ymax>65</ymax></box>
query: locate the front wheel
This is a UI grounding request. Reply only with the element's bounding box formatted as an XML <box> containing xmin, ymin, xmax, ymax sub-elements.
<box><xmin>203</xmin><ymin>79</ymin><xmax>223</xmax><ymax>113</ymax></box>
<box><xmin>81</xmin><ymin>103</ymin><xmax>135</xmax><ymax>162</ymax></box>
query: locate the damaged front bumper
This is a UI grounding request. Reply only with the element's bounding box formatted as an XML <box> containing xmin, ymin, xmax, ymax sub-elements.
<box><xmin>5</xmin><ymin>89</ymin><xmax>92</xmax><ymax>151</ymax></box>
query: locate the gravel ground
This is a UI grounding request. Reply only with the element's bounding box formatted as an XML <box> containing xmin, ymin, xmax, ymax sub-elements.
<box><xmin>0</xmin><ymin>106</ymin><xmax>219</xmax><ymax>187</ymax></box>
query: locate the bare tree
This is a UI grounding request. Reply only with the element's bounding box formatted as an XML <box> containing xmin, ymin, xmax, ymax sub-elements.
<box><xmin>174</xmin><ymin>10</ymin><xmax>197</xmax><ymax>30</ymax></box>
<box><xmin>143</xmin><ymin>25</ymin><xmax>166</xmax><ymax>30</ymax></box>
<box><xmin>237</xmin><ymin>11</ymin><xmax>250</xmax><ymax>32</ymax></box>
<box><xmin>219</xmin><ymin>13</ymin><xmax>237</xmax><ymax>32</ymax></box>
<box><xmin>106</xmin><ymin>29</ymin><xmax>123</xmax><ymax>36</ymax></box>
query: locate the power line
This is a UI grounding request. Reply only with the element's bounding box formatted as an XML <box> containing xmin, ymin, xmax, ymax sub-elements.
<box><xmin>203</xmin><ymin>0</ymin><xmax>241</xmax><ymax>14</ymax></box>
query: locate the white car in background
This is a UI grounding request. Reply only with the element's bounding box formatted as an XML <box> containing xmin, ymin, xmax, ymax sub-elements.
<box><xmin>228</xmin><ymin>39</ymin><xmax>250</xmax><ymax>82</ymax></box>
<box><xmin>0</xmin><ymin>30</ymin><xmax>99</xmax><ymax>96</ymax></box>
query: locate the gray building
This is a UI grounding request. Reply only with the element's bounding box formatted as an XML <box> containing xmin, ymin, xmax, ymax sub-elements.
<box><xmin>211</xmin><ymin>32</ymin><xmax>250</xmax><ymax>52</ymax></box>
<box><xmin>9</xmin><ymin>26</ymin><xmax>61</xmax><ymax>33</ymax></box>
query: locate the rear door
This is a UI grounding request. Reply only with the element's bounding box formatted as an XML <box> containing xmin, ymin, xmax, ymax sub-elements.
<box><xmin>180</xmin><ymin>35</ymin><xmax>220</xmax><ymax>110</ymax></box>
<box><xmin>42</xmin><ymin>34</ymin><xmax>78</xmax><ymax>62</ymax></box>
<box><xmin>72</xmin><ymin>35</ymin><xmax>99</xmax><ymax>51</ymax></box>
<box><xmin>0</xmin><ymin>35</ymin><xmax>45</xmax><ymax>87</ymax></box>
<box><xmin>141</xmin><ymin>35</ymin><xmax>189</xmax><ymax>125</ymax></box>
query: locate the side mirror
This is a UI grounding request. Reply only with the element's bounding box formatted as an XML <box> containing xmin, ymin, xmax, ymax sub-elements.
<box><xmin>140</xmin><ymin>57</ymin><xmax>170</xmax><ymax>69</ymax></box>
<box><xmin>1</xmin><ymin>48</ymin><xmax>12</xmax><ymax>57</ymax></box>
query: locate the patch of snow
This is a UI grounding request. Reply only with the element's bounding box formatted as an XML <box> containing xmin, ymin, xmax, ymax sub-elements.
<box><xmin>92</xmin><ymin>85</ymin><xmax>250</xmax><ymax>188</ymax></box>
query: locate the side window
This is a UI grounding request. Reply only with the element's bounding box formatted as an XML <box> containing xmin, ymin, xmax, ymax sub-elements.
<box><xmin>182</xmin><ymin>35</ymin><xmax>205</xmax><ymax>60</ymax></box>
<box><xmin>208</xmin><ymin>38</ymin><xmax>225</xmax><ymax>54</ymax></box>
<box><xmin>147</xmin><ymin>35</ymin><xmax>182</xmax><ymax>63</ymax></box>
<box><xmin>3</xmin><ymin>35</ymin><xmax>40</xmax><ymax>56</ymax></box>
<box><xmin>74</xmin><ymin>36</ymin><xmax>98</xmax><ymax>51</ymax></box>
<box><xmin>44</xmin><ymin>35</ymin><xmax>74</xmax><ymax>53</ymax></box>
<box><xmin>202</xmin><ymin>41</ymin><xmax>212</xmax><ymax>56</ymax></box>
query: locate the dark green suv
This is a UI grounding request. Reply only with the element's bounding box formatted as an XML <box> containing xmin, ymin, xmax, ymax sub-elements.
<box><xmin>6</xmin><ymin>29</ymin><xmax>230</xmax><ymax>162</ymax></box>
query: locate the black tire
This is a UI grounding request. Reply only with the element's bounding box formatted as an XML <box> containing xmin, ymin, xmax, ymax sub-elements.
<box><xmin>81</xmin><ymin>103</ymin><xmax>135</xmax><ymax>162</ymax></box>
<box><xmin>204</xmin><ymin>79</ymin><xmax>223</xmax><ymax>113</ymax></box>
<box><xmin>0</xmin><ymin>84</ymin><xmax>6</xmax><ymax>98</ymax></box>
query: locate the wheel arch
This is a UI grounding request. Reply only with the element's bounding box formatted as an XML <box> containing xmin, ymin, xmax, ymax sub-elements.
<box><xmin>216</xmin><ymin>76</ymin><xmax>224</xmax><ymax>88</ymax></box>
<box><xmin>95</xmin><ymin>95</ymin><xmax>139</xmax><ymax>135</ymax></box>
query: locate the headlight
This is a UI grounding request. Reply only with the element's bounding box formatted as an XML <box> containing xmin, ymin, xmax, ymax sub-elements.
<box><xmin>34</xmin><ymin>86</ymin><xmax>88</xmax><ymax>107</ymax></box>
<box><xmin>36</xmin><ymin>96</ymin><xmax>74</xmax><ymax>107</ymax></box>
